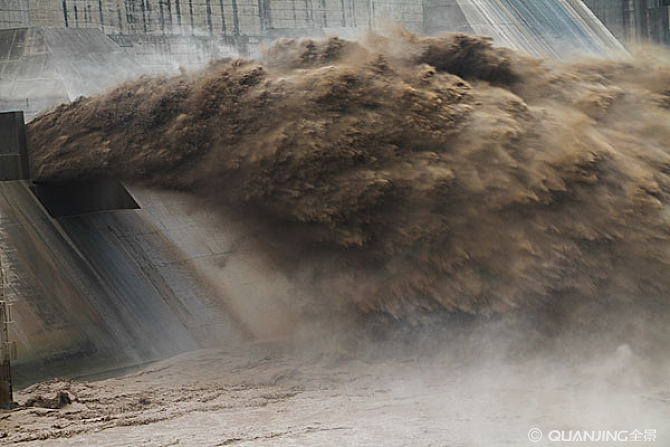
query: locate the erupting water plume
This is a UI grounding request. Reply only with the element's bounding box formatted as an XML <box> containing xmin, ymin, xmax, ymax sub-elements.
<box><xmin>27</xmin><ymin>31</ymin><xmax>670</xmax><ymax>320</ymax></box>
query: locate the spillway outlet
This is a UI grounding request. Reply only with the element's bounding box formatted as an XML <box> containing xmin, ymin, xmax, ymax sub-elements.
<box><xmin>30</xmin><ymin>180</ymin><xmax>140</xmax><ymax>218</ymax></box>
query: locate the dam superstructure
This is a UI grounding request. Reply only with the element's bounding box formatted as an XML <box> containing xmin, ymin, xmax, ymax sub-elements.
<box><xmin>0</xmin><ymin>0</ymin><xmax>627</xmax><ymax>52</ymax></box>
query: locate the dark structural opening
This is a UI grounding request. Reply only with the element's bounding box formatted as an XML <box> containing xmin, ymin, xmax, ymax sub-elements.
<box><xmin>30</xmin><ymin>179</ymin><xmax>140</xmax><ymax>218</ymax></box>
<box><xmin>0</xmin><ymin>111</ymin><xmax>30</xmax><ymax>181</ymax></box>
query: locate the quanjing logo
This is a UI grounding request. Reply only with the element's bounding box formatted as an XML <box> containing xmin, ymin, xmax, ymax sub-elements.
<box><xmin>528</xmin><ymin>428</ymin><xmax>543</xmax><ymax>443</ymax></box>
<box><xmin>528</xmin><ymin>428</ymin><xmax>657</xmax><ymax>443</ymax></box>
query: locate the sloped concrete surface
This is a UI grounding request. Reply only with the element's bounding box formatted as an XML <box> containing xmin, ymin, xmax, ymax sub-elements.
<box><xmin>0</xmin><ymin>27</ymin><xmax>140</xmax><ymax>120</ymax></box>
<box><xmin>425</xmin><ymin>0</ymin><xmax>623</xmax><ymax>57</ymax></box>
<box><xmin>0</xmin><ymin>181</ymin><xmax>244</xmax><ymax>387</ymax></box>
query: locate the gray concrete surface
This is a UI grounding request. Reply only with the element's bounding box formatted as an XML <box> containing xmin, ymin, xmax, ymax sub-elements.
<box><xmin>0</xmin><ymin>27</ymin><xmax>140</xmax><ymax>121</ymax></box>
<box><xmin>584</xmin><ymin>0</ymin><xmax>670</xmax><ymax>45</ymax></box>
<box><xmin>0</xmin><ymin>179</ymin><xmax>246</xmax><ymax>388</ymax></box>
<box><xmin>0</xmin><ymin>114</ymin><xmax>247</xmax><ymax>387</ymax></box>
<box><xmin>426</xmin><ymin>0</ymin><xmax>623</xmax><ymax>58</ymax></box>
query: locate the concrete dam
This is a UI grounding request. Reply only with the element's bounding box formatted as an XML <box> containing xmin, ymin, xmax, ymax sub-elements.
<box><xmin>0</xmin><ymin>0</ymin><xmax>628</xmax><ymax>118</ymax></box>
<box><xmin>0</xmin><ymin>0</ymin><xmax>625</xmax><ymax>55</ymax></box>
<box><xmin>0</xmin><ymin>0</ymin><xmax>658</xmax><ymax>387</ymax></box>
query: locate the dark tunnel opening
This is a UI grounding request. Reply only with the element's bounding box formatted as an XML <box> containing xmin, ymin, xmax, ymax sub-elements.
<box><xmin>29</xmin><ymin>180</ymin><xmax>140</xmax><ymax>218</ymax></box>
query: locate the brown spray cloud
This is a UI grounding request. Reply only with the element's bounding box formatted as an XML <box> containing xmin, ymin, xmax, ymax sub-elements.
<box><xmin>26</xmin><ymin>31</ymin><xmax>670</xmax><ymax>321</ymax></box>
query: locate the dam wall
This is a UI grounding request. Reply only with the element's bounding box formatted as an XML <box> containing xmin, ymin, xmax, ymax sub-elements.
<box><xmin>0</xmin><ymin>1</ymin><xmax>625</xmax><ymax>121</ymax></box>
<box><xmin>3</xmin><ymin>0</ymin><xmax>668</xmax><ymax>52</ymax></box>
<box><xmin>0</xmin><ymin>27</ymin><xmax>141</xmax><ymax>120</ymax></box>
<box><xmin>1</xmin><ymin>0</ymin><xmax>623</xmax><ymax>49</ymax></box>
<box><xmin>0</xmin><ymin>0</ymin><xmax>424</xmax><ymax>37</ymax></box>
<box><xmin>425</xmin><ymin>0</ymin><xmax>622</xmax><ymax>58</ymax></box>
<box><xmin>0</xmin><ymin>111</ymin><xmax>309</xmax><ymax>387</ymax></box>
<box><xmin>0</xmin><ymin>113</ymin><xmax>250</xmax><ymax>387</ymax></box>
<box><xmin>584</xmin><ymin>0</ymin><xmax>670</xmax><ymax>45</ymax></box>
